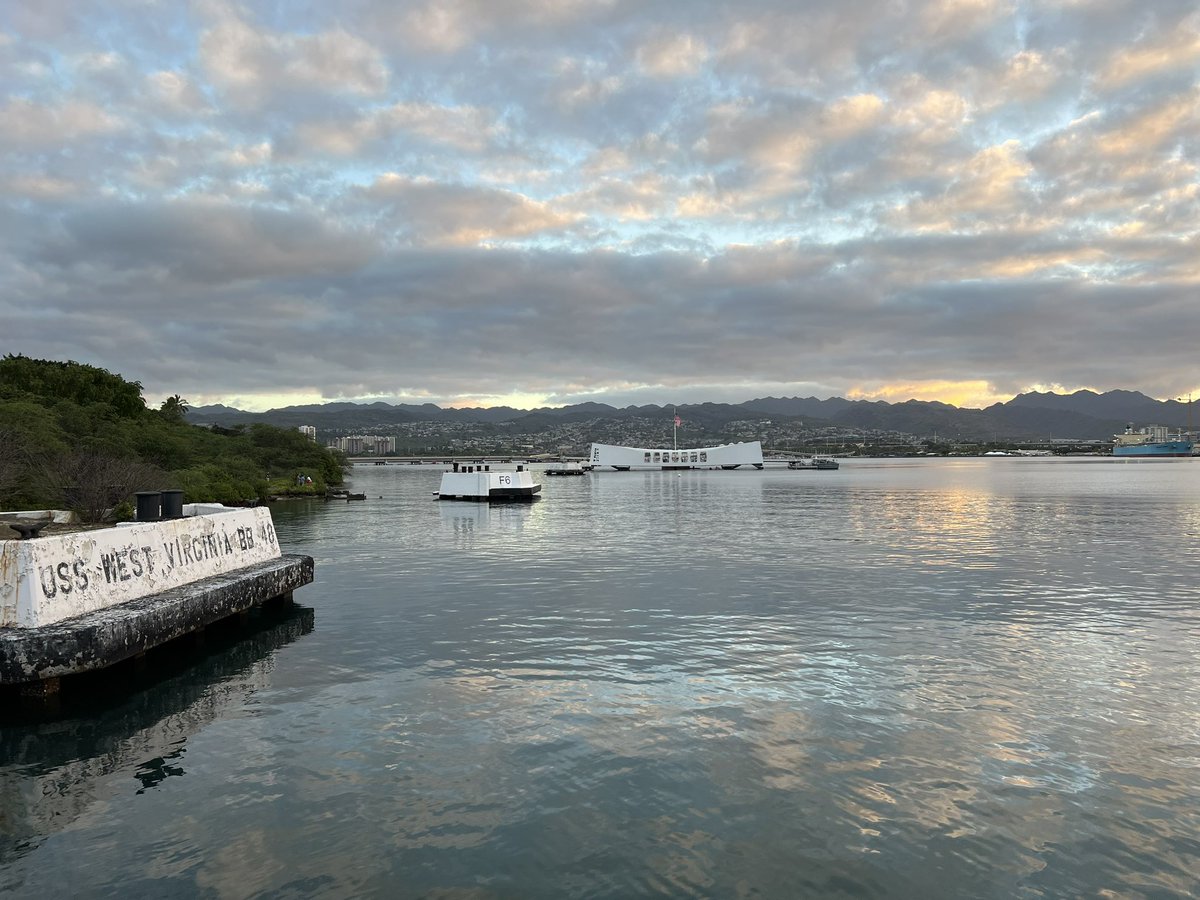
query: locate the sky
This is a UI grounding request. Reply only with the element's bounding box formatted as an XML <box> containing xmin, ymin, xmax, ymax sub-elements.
<box><xmin>1</xmin><ymin>0</ymin><xmax>1197</xmax><ymax>412</ymax></box>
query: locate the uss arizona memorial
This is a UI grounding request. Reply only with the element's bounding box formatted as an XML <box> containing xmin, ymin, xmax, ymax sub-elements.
<box><xmin>589</xmin><ymin>441</ymin><xmax>764</xmax><ymax>470</ymax></box>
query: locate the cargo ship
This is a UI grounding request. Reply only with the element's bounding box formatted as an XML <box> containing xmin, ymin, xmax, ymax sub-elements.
<box><xmin>1112</xmin><ymin>424</ymin><xmax>1193</xmax><ymax>457</ymax></box>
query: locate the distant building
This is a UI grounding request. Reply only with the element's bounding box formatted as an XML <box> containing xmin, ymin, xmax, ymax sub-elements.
<box><xmin>298</xmin><ymin>425</ymin><xmax>317</xmax><ymax>442</ymax></box>
<box><xmin>329</xmin><ymin>434</ymin><xmax>396</xmax><ymax>455</ymax></box>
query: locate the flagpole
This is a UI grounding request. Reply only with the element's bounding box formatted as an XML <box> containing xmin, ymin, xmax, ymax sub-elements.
<box><xmin>673</xmin><ymin>406</ymin><xmax>677</xmax><ymax>450</ymax></box>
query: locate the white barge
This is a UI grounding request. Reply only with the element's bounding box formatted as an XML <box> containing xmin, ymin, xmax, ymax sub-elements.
<box><xmin>788</xmin><ymin>457</ymin><xmax>839</xmax><ymax>470</ymax></box>
<box><xmin>545</xmin><ymin>462</ymin><xmax>588</xmax><ymax>476</ymax></box>
<box><xmin>588</xmin><ymin>441</ymin><xmax>764</xmax><ymax>471</ymax></box>
<box><xmin>435</xmin><ymin>464</ymin><xmax>541</xmax><ymax>501</ymax></box>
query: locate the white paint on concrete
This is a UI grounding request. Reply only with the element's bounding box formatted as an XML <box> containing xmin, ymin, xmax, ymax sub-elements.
<box><xmin>184</xmin><ymin>503</ymin><xmax>238</xmax><ymax>516</ymax></box>
<box><xmin>115</xmin><ymin>503</ymin><xmax>236</xmax><ymax>527</ymax></box>
<box><xmin>0</xmin><ymin>508</ymin><xmax>280</xmax><ymax>628</ymax></box>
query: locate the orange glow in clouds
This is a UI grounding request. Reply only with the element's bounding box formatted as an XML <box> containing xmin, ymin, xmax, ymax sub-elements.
<box><xmin>847</xmin><ymin>381</ymin><xmax>1134</xmax><ymax>409</ymax></box>
<box><xmin>848</xmin><ymin>381</ymin><xmax>1014</xmax><ymax>409</ymax></box>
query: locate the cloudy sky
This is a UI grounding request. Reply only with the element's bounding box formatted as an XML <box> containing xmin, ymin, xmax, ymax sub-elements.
<box><xmin>2</xmin><ymin>0</ymin><xmax>1197</xmax><ymax>411</ymax></box>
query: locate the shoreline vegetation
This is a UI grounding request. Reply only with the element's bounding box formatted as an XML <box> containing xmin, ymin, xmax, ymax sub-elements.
<box><xmin>0</xmin><ymin>355</ymin><xmax>346</xmax><ymax>525</ymax></box>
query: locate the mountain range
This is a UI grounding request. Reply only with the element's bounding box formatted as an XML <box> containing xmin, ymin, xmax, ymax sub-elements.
<box><xmin>186</xmin><ymin>390</ymin><xmax>1196</xmax><ymax>442</ymax></box>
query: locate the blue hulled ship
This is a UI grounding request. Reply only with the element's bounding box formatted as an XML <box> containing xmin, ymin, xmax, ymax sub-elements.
<box><xmin>1112</xmin><ymin>423</ymin><xmax>1194</xmax><ymax>457</ymax></box>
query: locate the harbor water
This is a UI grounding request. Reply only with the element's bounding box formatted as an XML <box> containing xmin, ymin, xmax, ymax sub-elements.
<box><xmin>3</xmin><ymin>458</ymin><xmax>1200</xmax><ymax>897</ymax></box>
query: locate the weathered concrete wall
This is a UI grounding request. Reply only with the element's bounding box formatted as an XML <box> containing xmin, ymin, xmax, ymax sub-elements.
<box><xmin>1</xmin><ymin>508</ymin><xmax>280</xmax><ymax>628</ymax></box>
<box><xmin>0</xmin><ymin>554</ymin><xmax>313</xmax><ymax>685</ymax></box>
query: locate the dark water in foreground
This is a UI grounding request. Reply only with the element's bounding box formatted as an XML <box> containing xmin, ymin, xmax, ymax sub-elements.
<box><xmin>3</xmin><ymin>458</ymin><xmax>1200</xmax><ymax>898</ymax></box>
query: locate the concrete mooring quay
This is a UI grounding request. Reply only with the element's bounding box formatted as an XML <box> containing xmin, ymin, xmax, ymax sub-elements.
<box><xmin>1</xmin><ymin>504</ymin><xmax>313</xmax><ymax>697</ymax></box>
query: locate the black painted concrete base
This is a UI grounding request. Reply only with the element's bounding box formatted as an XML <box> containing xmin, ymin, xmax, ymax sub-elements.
<box><xmin>437</xmin><ymin>487</ymin><xmax>542</xmax><ymax>501</ymax></box>
<box><xmin>0</xmin><ymin>554</ymin><xmax>314</xmax><ymax>687</ymax></box>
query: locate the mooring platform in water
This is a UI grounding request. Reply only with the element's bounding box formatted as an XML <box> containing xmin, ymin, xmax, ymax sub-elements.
<box><xmin>0</xmin><ymin>505</ymin><xmax>314</xmax><ymax>698</ymax></box>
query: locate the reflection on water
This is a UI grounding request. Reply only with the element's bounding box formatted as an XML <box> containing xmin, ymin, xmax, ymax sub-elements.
<box><xmin>3</xmin><ymin>459</ymin><xmax>1200</xmax><ymax>898</ymax></box>
<box><xmin>437</xmin><ymin>498</ymin><xmax>546</xmax><ymax>549</ymax></box>
<box><xmin>0</xmin><ymin>604</ymin><xmax>313</xmax><ymax>885</ymax></box>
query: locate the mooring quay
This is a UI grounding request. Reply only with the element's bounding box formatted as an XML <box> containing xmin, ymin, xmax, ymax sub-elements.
<box><xmin>1</xmin><ymin>502</ymin><xmax>312</xmax><ymax>697</ymax></box>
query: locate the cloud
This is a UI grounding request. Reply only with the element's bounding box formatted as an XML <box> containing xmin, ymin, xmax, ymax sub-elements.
<box><xmin>1094</xmin><ymin>10</ymin><xmax>1200</xmax><ymax>90</ymax></box>
<box><xmin>900</xmin><ymin>140</ymin><xmax>1034</xmax><ymax>231</ymax></box>
<box><xmin>636</xmin><ymin>32</ymin><xmax>709</xmax><ymax>78</ymax></box>
<box><xmin>1093</xmin><ymin>89</ymin><xmax>1198</xmax><ymax>158</ymax></box>
<box><xmin>1</xmin><ymin>0</ymin><xmax>1198</xmax><ymax>408</ymax></box>
<box><xmin>287</xmin><ymin>101</ymin><xmax>506</xmax><ymax>159</ymax></box>
<box><xmin>920</xmin><ymin>0</ymin><xmax>1011</xmax><ymax>41</ymax></box>
<box><xmin>362</xmin><ymin>174</ymin><xmax>579</xmax><ymax>245</ymax></box>
<box><xmin>888</xmin><ymin>79</ymin><xmax>971</xmax><ymax>147</ymax></box>
<box><xmin>0</xmin><ymin>97</ymin><xmax>123</xmax><ymax>149</ymax></box>
<box><xmin>198</xmin><ymin>8</ymin><xmax>388</xmax><ymax>110</ymax></box>
<box><xmin>2</xmin><ymin>174</ymin><xmax>77</xmax><ymax>200</ymax></box>
<box><xmin>39</xmin><ymin>198</ymin><xmax>376</xmax><ymax>285</ymax></box>
<box><xmin>821</xmin><ymin>94</ymin><xmax>887</xmax><ymax>139</ymax></box>
<box><xmin>145</xmin><ymin>70</ymin><xmax>212</xmax><ymax>117</ymax></box>
<box><xmin>369</xmin><ymin>0</ymin><xmax>621</xmax><ymax>55</ymax></box>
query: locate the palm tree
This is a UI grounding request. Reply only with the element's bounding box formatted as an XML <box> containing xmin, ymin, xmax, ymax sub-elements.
<box><xmin>160</xmin><ymin>394</ymin><xmax>190</xmax><ymax>422</ymax></box>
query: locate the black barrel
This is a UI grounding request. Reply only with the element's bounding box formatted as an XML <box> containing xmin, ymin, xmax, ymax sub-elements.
<box><xmin>160</xmin><ymin>489</ymin><xmax>184</xmax><ymax>519</ymax></box>
<box><xmin>135</xmin><ymin>491</ymin><xmax>162</xmax><ymax>522</ymax></box>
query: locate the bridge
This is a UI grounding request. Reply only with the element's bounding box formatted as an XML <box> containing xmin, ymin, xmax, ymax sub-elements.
<box><xmin>343</xmin><ymin>455</ymin><xmax>582</xmax><ymax>466</ymax></box>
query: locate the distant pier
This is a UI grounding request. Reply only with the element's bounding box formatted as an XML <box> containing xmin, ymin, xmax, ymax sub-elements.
<box><xmin>345</xmin><ymin>455</ymin><xmax>561</xmax><ymax>465</ymax></box>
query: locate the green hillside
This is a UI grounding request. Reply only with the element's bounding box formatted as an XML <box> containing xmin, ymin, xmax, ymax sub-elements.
<box><xmin>0</xmin><ymin>355</ymin><xmax>344</xmax><ymax>520</ymax></box>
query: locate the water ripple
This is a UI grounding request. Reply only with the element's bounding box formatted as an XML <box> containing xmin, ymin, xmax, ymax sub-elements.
<box><xmin>4</xmin><ymin>461</ymin><xmax>1200</xmax><ymax>897</ymax></box>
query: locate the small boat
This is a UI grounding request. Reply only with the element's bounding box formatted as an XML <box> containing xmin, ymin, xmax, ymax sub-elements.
<box><xmin>434</xmin><ymin>464</ymin><xmax>541</xmax><ymax>502</ymax></box>
<box><xmin>788</xmin><ymin>457</ymin><xmax>839</xmax><ymax>470</ymax></box>
<box><xmin>345</xmin><ymin>493</ymin><xmax>366</xmax><ymax>501</ymax></box>
<box><xmin>545</xmin><ymin>462</ymin><xmax>587</xmax><ymax>476</ymax></box>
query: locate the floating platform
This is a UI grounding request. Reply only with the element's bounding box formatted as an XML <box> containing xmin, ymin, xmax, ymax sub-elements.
<box><xmin>545</xmin><ymin>463</ymin><xmax>588</xmax><ymax>476</ymax></box>
<box><xmin>588</xmin><ymin>441</ymin><xmax>764</xmax><ymax>470</ymax></box>
<box><xmin>435</xmin><ymin>465</ymin><xmax>541</xmax><ymax>501</ymax></box>
<box><xmin>788</xmin><ymin>457</ymin><xmax>840</xmax><ymax>470</ymax></box>
<box><xmin>0</xmin><ymin>505</ymin><xmax>313</xmax><ymax>695</ymax></box>
<box><xmin>0</xmin><ymin>555</ymin><xmax>312</xmax><ymax>691</ymax></box>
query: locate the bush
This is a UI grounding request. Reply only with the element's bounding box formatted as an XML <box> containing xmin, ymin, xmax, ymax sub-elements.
<box><xmin>0</xmin><ymin>356</ymin><xmax>342</xmax><ymax>512</ymax></box>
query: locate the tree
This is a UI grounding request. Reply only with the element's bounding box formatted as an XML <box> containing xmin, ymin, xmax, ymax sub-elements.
<box><xmin>0</xmin><ymin>400</ymin><xmax>68</xmax><ymax>508</ymax></box>
<box><xmin>0</xmin><ymin>354</ymin><xmax>145</xmax><ymax>416</ymax></box>
<box><xmin>39</xmin><ymin>450</ymin><xmax>167</xmax><ymax>523</ymax></box>
<box><xmin>1</xmin><ymin>357</ymin><xmax>344</xmax><ymax>508</ymax></box>
<box><xmin>159</xmin><ymin>394</ymin><xmax>190</xmax><ymax>423</ymax></box>
<box><xmin>0</xmin><ymin>425</ymin><xmax>30</xmax><ymax>504</ymax></box>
